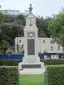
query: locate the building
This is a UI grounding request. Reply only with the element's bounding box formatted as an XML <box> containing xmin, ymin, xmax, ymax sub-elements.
<box><xmin>15</xmin><ymin>37</ymin><xmax>63</xmax><ymax>53</ymax></box>
<box><xmin>0</xmin><ymin>9</ymin><xmax>21</xmax><ymax>15</ymax></box>
<box><xmin>15</xmin><ymin>37</ymin><xmax>64</xmax><ymax>59</ymax></box>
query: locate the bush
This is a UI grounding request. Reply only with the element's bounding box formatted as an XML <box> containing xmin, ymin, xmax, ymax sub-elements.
<box><xmin>41</xmin><ymin>59</ymin><xmax>64</xmax><ymax>65</ymax></box>
<box><xmin>0</xmin><ymin>66</ymin><xmax>18</xmax><ymax>85</ymax></box>
<box><xmin>46</xmin><ymin>65</ymin><xmax>64</xmax><ymax>85</ymax></box>
<box><xmin>0</xmin><ymin>59</ymin><xmax>64</xmax><ymax>66</ymax></box>
<box><xmin>0</xmin><ymin>60</ymin><xmax>22</xmax><ymax>66</ymax></box>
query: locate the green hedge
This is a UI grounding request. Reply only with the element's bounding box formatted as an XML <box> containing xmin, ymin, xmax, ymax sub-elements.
<box><xmin>0</xmin><ymin>59</ymin><xmax>64</xmax><ymax>66</ymax></box>
<box><xmin>0</xmin><ymin>66</ymin><xmax>18</xmax><ymax>85</ymax></box>
<box><xmin>41</xmin><ymin>59</ymin><xmax>64</xmax><ymax>65</ymax></box>
<box><xmin>46</xmin><ymin>65</ymin><xmax>64</xmax><ymax>85</ymax></box>
<box><xmin>0</xmin><ymin>60</ymin><xmax>22</xmax><ymax>66</ymax></box>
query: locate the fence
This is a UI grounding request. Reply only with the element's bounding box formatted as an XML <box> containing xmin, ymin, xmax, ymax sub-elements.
<box><xmin>0</xmin><ymin>54</ymin><xmax>24</xmax><ymax>60</ymax></box>
<box><xmin>0</xmin><ymin>54</ymin><xmax>44</xmax><ymax>60</ymax></box>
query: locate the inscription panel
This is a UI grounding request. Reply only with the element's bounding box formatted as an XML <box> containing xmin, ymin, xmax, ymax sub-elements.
<box><xmin>27</xmin><ymin>39</ymin><xmax>35</xmax><ymax>55</ymax></box>
<box><xmin>22</xmin><ymin>64</ymin><xmax>41</xmax><ymax>68</ymax></box>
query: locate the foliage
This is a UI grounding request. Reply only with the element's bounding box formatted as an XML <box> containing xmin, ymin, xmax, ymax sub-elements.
<box><xmin>19</xmin><ymin>75</ymin><xmax>44</xmax><ymax>85</ymax></box>
<box><xmin>0</xmin><ymin>59</ymin><xmax>64</xmax><ymax>66</ymax></box>
<box><xmin>4</xmin><ymin>15</ymin><xmax>16</xmax><ymax>22</ymax></box>
<box><xmin>46</xmin><ymin>65</ymin><xmax>64</xmax><ymax>85</ymax></box>
<box><xmin>41</xmin><ymin>59</ymin><xmax>64</xmax><ymax>65</ymax></box>
<box><xmin>0</xmin><ymin>60</ymin><xmax>22</xmax><ymax>66</ymax></box>
<box><xmin>21</xmin><ymin>50</ymin><xmax>24</xmax><ymax>54</ymax></box>
<box><xmin>0</xmin><ymin>13</ymin><xmax>4</xmax><ymax>24</ymax></box>
<box><xmin>0</xmin><ymin>13</ymin><xmax>4</xmax><ymax>41</ymax></box>
<box><xmin>16</xmin><ymin>14</ymin><xmax>26</xmax><ymax>25</ymax></box>
<box><xmin>0</xmin><ymin>13</ymin><xmax>52</xmax><ymax>54</ymax></box>
<box><xmin>0</xmin><ymin>66</ymin><xmax>18</xmax><ymax>85</ymax></box>
<box><xmin>0</xmin><ymin>12</ymin><xmax>4</xmax><ymax>36</ymax></box>
<box><xmin>36</xmin><ymin>17</ymin><xmax>51</xmax><ymax>37</ymax></box>
<box><xmin>0</xmin><ymin>39</ymin><xmax>10</xmax><ymax>54</ymax></box>
<box><xmin>1</xmin><ymin>25</ymin><xmax>24</xmax><ymax>45</ymax></box>
<box><xmin>48</xmin><ymin>11</ymin><xmax>64</xmax><ymax>50</ymax></box>
<box><xmin>1</xmin><ymin>14</ymin><xmax>25</xmax><ymax>46</ymax></box>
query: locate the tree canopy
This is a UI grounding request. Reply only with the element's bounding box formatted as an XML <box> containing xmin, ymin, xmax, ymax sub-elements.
<box><xmin>48</xmin><ymin>10</ymin><xmax>64</xmax><ymax>50</ymax></box>
<box><xmin>0</xmin><ymin>13</ymin><xmax>4</xmax><ymax>24</ymax></box>
<box><xmin>0</xmin><ymin>13</ymin><xmax>52</xmax><ymax>54</ymax></box>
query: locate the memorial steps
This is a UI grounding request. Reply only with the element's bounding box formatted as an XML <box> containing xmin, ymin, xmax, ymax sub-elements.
<box><xmin>19</xmin><ymin>68</ymin><xmax>45</xmax><ymax>74</ymax></box>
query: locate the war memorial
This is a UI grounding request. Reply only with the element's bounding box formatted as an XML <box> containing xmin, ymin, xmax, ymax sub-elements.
<box><xmin>18</xmin><ymin>4</ymin><xmax>45</xmax><ymax>74</ymax></box>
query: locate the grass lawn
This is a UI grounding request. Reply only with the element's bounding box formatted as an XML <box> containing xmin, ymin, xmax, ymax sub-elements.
<box><xmin>19</xmin><ymin>74</ymin><xmax>44</xmax><ymax>85</ymax></box>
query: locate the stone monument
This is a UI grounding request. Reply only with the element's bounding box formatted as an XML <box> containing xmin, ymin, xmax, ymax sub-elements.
<box><xmin>18</xmin><ymin>4</ymin><xmax>45</xmax><ymax>74</ymax></box>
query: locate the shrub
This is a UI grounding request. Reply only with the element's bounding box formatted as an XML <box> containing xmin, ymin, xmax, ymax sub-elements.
<box><xmin>41</xmin><ymin>59</ymin><xmax>64</xmax><ymax>65</ymax></box>
<box><xmin>0</xmin><ymin>66</ymin><xmax>18</xmax><ymax>85</ymax></box>
<box><xmin>0</xmin><ymin>60</ymin><xmax>22</xmax><ymax>66</ymax></box>
<box><xmin>0</xmin><ymin>59</ymin><xmax>64</xmax><ymax>66</ymax></box>
<box><xmin>46</xmin><ymin>65</ymin><xmax>64</xmax><ymax>85</ymax></box>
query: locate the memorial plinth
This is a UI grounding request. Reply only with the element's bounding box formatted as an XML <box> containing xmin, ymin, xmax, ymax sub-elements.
<box><xmin>18</xmin><ymin>4</ymin><xmax>45</xmax><ymax>74</ymax></box>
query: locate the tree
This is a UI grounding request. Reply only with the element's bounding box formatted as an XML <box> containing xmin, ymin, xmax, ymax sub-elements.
<box><xmin>16</xmin><ymin>14</ymin><xmax>26</xmax><ymax>25</ymax></box>
<box><xmin>48</xmin><ymin>11</ymin><xmax>64</xmax><ymax>51</ymax></box>
<box><xmin>0</xmin><ymin>13</ymin><xmax>52</xmax><ymax>54</ymax></box>
<box><xmin>0</xmin><ymin>12</ymin><xmax>4</xmax><ymax>33</ymax></box>
<box><xmin>0</xmin><ymin>13</ymin><xmax>4</xmax><ymax>44</ymax></box>
<box><xmin>0</xmin><ymin>13</ymin><xmax>4</xmax><ymax>33</ymax></box>
<box><xmin>0</xmin><ymin>39</ymin><xmax>10</xmax><ymax>54</ymax></box>
<box><xmin>36</xmin><ymin>17</ymin><xmax>51</xmax><ymax>37</ymax></box>
<box><xmin>4</xmin><ymin>15</ymin><xmax>16</xmax><ymax>22</ymax></box>
<box><xmin>0</xmin><ymin>13</ymin><xmax>4</xmax><ymax>24</ymax></box>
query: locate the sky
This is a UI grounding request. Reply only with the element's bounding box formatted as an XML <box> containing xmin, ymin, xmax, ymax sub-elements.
<box><xmin>0</xmin><ymin>0</ymin><xmax>64</xmax><ymax>17</ymax></box>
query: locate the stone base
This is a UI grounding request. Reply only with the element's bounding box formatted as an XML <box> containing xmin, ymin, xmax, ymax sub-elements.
<box><xmin>23</xmin><ymin>56</ymin><xmax>40</xmax><ymax>64</ymax></box>
<box><xmin>19</xmin><ymin>68</ymin><xmax>45</xmax><ymax>74</ymax></box>
<box><xmin>18</xmin><ymin>62</ymin><xmax>45</xmax><ymax>74</ymax></box>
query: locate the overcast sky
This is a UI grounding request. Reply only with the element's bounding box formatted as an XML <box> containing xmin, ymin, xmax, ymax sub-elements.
<box><xmin>0</xmin><ymin>0</ymin><xmax>64</xmax><ymax>17</ymax></box>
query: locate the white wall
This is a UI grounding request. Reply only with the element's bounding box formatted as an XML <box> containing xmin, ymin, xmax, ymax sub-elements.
<box><xmin>15</xmin><ymin>37</ymin><xmax>24</xmax><ymax>53</ymax></box>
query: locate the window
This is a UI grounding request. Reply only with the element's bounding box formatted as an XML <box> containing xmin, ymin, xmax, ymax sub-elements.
<box><xmin>51</xmin><ymin>46</ymin><xmax>53</xmax><ymax>51</ymax></box>
<box><xmin>19</xmin><ymin>40</ymin><xmax>21</xmax><ymax>43</ymax></box>
<box><xmin>43</xmin><ymin>40</ymin><xmax>45</xmax><ymax>43</ymax></box>
<box><xmin>21</xmin><ymin>45</ymin><xmax>24</xmax><ymax>49</ymax></box>
<box><xmin>51</xmin><ymin>40</ymin><xmax>53</xmax><ymax>44</ymax></box>
<box><xmin>58</xmin><ymin>46</ymin><xmax>60</xmax><ymax>50</ymax></box>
